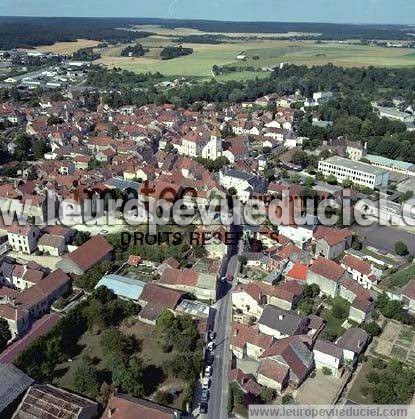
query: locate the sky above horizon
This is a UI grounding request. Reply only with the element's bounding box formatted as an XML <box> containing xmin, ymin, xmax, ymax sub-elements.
<box><xmin>1</xmin><ymin>0</ymin><xmax>415</xmax><ymax>24</ymax></box>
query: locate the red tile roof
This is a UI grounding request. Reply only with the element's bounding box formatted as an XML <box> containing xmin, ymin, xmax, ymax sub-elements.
<box><xmin>139</xmin><ymin>283</ymin><xmax>183</xmax><ymax>309</ymax></box>
<box><xmin>0</xmin><ymin>314</ymin><xmax>60</xmax><ymax>364</ymax></box>
<box><xmin>65</xmin><ymin>236</ymin><xmax>113</xmax><ymax>273</ymax></box>
<box><xmin>309</xmin><ymin>257</ymin><xmax>345</xmax><ymax>282</ymax></box>
<box><xmin>313</xmin><ymin>226</ymin><xmax>352</xmax><ymax>246</ymax></box>
<box><xmin>342</xmin><ymin>254</ymin><xmax>371</xmax><ymax>276</ymax></box>
<box><xmin>231</xmin><ymin>322</ymin><xmax>274</xmax><ymax>351</ymax></box>
<box><xmin>159</xmin><ymin>267</ymin><xmax>198</xmax><ymax>287</ymax></box>
<box><xmin>258</xmin><ymin>359</ymin><xmax>289</xmax><ymax>385</ymax></box>
<box><xmin>101</xmin><ymin>395</ymin><xmax>179</xmax><ymax>419</ymax></box>
<box><xmin>286</xmin><ymin>263</ymin><xmax>308</xmax><ymax>281</ymax></box>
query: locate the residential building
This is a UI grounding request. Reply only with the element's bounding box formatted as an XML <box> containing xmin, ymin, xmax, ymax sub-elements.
<box><xmin>259</xmin><ymin>336</ymin><xmax>314</xmax><ymax>388</ymax></box>
<box><xmin>101</xmin><ymin>394</ymin><xmax>182</xmax><ymax>419</ymax></box>
<box><xmin>7</xmin><ymin>225</ymin><xmax>40</xmax><ymax>254</ymax></box>
<box><xmin>313</xmin><ymin>226</ymin><xmax>352</xmax><ymax>260</ymax></box>
<box><xmin>318</xmin><ymin>156</ymin><xmax>389</xmax><ymax>190</ymax></box>
<box><xmin>341</xmin><ymin>254</ymin><xmax>382</xmax><ymax>289</ymax></box>
<box><xmin>313</xmin><ymin>339</ymin><xmax>344</xmax><ymax>377</ymax></box>
<box><xmin>258</xmin><ymin>305</ymin><xmax>309</xmax><ymax>339</ymax></box>
<box><xmin>306</xmin><ymin>257</ymin><xmax>347</xmax><ymax>297</ymax></box>
<box><xmin>0</xmin><ymin>364</ymin><xmax>33</xmax><ymax>417</ymax></box>
<box><xmin>13</xmin><ymin>384</ymin><xmax>98</xmax><ymax>419</ymax></box>
<box><xmin>230</xmin><ymin>322</ymin><xmax>274</xmax><ymax>360</ymax></box>
<box><xmin>57</xmin><ymin>235</ymin><xmax>113</xmax><ymax>275</ymax></box>
<box><xmin>336</xmin><ymin>328</ymin><xmax>369</xmax><ymax>362</ymax></box>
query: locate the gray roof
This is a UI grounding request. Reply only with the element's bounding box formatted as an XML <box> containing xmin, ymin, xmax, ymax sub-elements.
<box><xmin>223</xmin><ymin>169</ymin><xmax>255</xmax><ymax>181</ymax></box>
<box><xmin>314</xmin><ymin>339</ymin><xmax>343</xmax><ymax>359</ymax></box>
<box><xmin>336</xmin><ymin>328</ymin><xmax>369</xmax><ymax>354</ymax></box>
<box><xmin>259</xmin><ymin>305</ymin><xmax>306</xmax><ymax>335</ymax></box>
<box><xmin>0</xmin><ymin>363</ymin><xmax>34</xmax><ymax>413</ymax></box>
<box><xmin>321</xmin><ymin>156</ymin><xmax>388</xmax><ymax>176</ymax></box>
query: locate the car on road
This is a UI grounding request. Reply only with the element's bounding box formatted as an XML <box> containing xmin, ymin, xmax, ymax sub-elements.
<box><xmin>201</xmin><ymin>389</ymin><xmax>209</xmax><ymax>402</ymax></box>
<box><xmin>208</xmin><ymin>331</ymin><xmax>216</xmax><ymax>341</ymax></box>
<box><xmin>204</xmin><ymin>366</ymin><xmax>212</xmax><ymax>377</ymax></box>
<box><xmin>202</xmin><ymin>377</ymin><xmax>210</xmax><ymax>389</ymax></box>
<box><xmin>207</xmin><ymin>341</ymin><xmax>215</xmax><ymax>351</ymax></box>
<box><xmin>200</xmin><ymin>402</ymin><xmax>208</xmax><ymax>414</ymax></box>
<box><xmin>206</xmin><ymin>353</ymin><xmax>214</xmax><ymax>365</ymax></box>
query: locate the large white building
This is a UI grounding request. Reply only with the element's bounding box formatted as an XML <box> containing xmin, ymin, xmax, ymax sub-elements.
<box><xmin>318</xmin><ymin>156</ymin><xmax>389</xmax><ymax>190</ymax></box>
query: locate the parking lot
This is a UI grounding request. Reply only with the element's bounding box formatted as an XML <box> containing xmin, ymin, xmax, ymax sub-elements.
<box><xmin>353</xmin><ymin>224</ymin><xmax>415</xmax><ymax>254</ymax></box>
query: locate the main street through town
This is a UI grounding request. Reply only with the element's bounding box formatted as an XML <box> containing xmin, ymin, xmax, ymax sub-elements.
<box><xmin>206</xmin><ymin>223</ymin><xmax>243</xmax><ymax>419</ymax></box>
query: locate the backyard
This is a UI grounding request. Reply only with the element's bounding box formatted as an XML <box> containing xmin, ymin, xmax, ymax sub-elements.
<box><xmin>53</xmin><ymin>318</ymin><xmax>187</xmax><ymax>409</ymax></box>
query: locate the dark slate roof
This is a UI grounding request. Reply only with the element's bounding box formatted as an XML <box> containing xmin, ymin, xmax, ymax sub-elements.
<box><xmin>259</xmin><ymin>305</ymin><xmax>306</xmax><ymax>336</ymax></box>
<box><xmin>336</xmin><ymin>328</ymin><xmax>369</xmax><ymax>354</ymax></box>
<box><xmin>0</xmin><ymin>363</ymin><xmax>34</xmax><ymax>414</ymax></box>
<box><xmin>314</xmin><ymin>339</ymin><xmax>343</xmax><ymax>359</ymax></box>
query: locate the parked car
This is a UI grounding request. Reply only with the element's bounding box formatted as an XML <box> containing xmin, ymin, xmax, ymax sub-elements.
<box><xmin>200</xmin><ymin>402</ymin><xmax>208</xmax><ymax>414</ymax></box>
<box><xmin>205</xmin><ymin>366</ymin><xmax>212</xmax><ymax>377</ymax></box>
<box><xmin>206</xmin><ymin>353</ymin><xmax>214</xmax><ymax>365</ymax></box>
<box><xmin>208</xmin><ymin>331</ymin><xmax>216</xmax><ymax>341</ymax></box>
<box><xmin>207</xmin><ymin>341</ymin><xmax>215</xmax><ymax>351</ymax></box>
<box><xmin>202</xmin><ymin>377</ymin><xmax>210</xmax><ymax>389</ymax></box>
<box><xmin>201</xmin><ymin>389</ymin><xmax>209</xmax><ymax>402</ymax></box>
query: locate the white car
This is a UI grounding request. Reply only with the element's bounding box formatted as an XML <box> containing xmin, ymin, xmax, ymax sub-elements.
<box><xmin>202</xmin><ymin>377</ymin><xmax>210</xmax><ymax>389</ymax></box>
<box><xmin>204</xmin><ymin>366</ymin><xmax>212</xmax><ymax>377</ymax></box>
<box><xmin>207</xmin><ymin>341</ymin><xmax>215</xmax><ymax>351</ymax></box>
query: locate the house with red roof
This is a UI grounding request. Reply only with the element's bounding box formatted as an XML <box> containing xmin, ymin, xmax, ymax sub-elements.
<box><xmin>232</xmin><ymin>282</ymin><xmax>281</xmax><ymax>319</ymax></box>
<box><xmin>307</xmin><ymin>257</ymin><xmax>347</xmax><ymax>297</ymax></box>
<box><xmin>285</xmin><ymin>263</ymin><xmax>308</xmax><ymax>283</ymax></box>
<box><xmin>101</xmin><ymin>394</ymin><xmax>181</xmax><ymax>419</ymax></box>
<box><xmin>341</xmin><ymin>254</ymin><xmax>382</xmax><ymax>289</ymax></box>
<box><xmin>313</xmin><ymin>226</ymin><xmax>352</xmax><ymax>260</ymax></box>
<box><xmin>57</xmin><ymin>236</ymin><xmax>113</xmax><ymax>275</ymax></box>
<box><xmin>230</xmin><ymin>322</ymin><xmax>274</xmax><ymax>360</ymax></box>
<box><xmin>258</xmin><ymin>335</ymin><xmax>314</xmax><ymax>389</ymax></box>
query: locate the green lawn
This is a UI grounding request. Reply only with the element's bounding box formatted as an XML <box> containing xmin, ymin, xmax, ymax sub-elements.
<box><xmin>319</xmin><ymin>308</ymin><xmax>346</xmax><ymax>341</ymax></box>
<box><xmin>380</xmin><ymin>263</ymin><xmax>415</xmax><ymax>291</ymax></box>
<box><xmin>347</xmin><ymin>360</ymin><xmax>375</xmax><ymax>404</ymax></box>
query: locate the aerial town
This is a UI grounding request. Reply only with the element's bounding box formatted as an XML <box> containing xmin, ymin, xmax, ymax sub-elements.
<box><xmin>1</xmin><ymin>9</ymin><xmax>415</xmax><ymax>419</ymax></box>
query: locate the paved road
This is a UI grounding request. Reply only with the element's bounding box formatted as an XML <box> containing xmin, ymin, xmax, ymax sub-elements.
<box><xmin>205</xmin><ymin>224</ymin><xmax>243</xmax><ymax>419</ymax></box>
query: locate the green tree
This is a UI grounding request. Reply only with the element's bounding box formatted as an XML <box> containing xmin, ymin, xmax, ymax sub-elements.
<box><xmin>73</xmin><ymin>358</ymin><xmax>100</xmax><ymax>399</ymax></box>
<box><xmin>260</xmin><ymin>387</ymin><xmax>276</xmax><ymax>404</ymax></box>
<box><xmin>395</xmin><ymin>241</ymin><xmax>408</xmax><ymax>256</ymax></box>
<box><xmin>100</xmin><ymin>327</ymin><xmax>135</xmax><ymax>358</ymax></box>
<box><xmin>156</xmin><ymin>309</ymin><xmax>176</xmax><ymax>334</ymax></box>
<box><xmin>331</xmin><ymin>297</ymin><xmax>350</xmax><ymax>320</ymax></box>
<box><xmin>326</xmin><ymin>174</ymin><xmax>338</xmax><ymax>185</ymax></box>
<box><xmin>0</xmin><ymin>318</ymin><xmax>11</xmax><ymax>352</ymax></box>
<box><xmin>362</xmin><ymin>322</ymin><xmax>382</xmax><ymax>337</ymax></box>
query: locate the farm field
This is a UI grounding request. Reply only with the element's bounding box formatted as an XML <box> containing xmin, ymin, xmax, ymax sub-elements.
<box><xmin>29</xmin><ymin>39</ymin><xmax>100</xmax><ymax>54</ymax></box>
<box><xmin>96</xmin><ymin>38</ymin><xmax>415</xmax><ymax>80</ymax></box>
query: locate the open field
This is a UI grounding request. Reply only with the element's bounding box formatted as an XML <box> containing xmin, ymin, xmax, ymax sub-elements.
<box><xmin>97</xmin><ymin>39</ymin><xmax>415</xmax><ymax>80</ymax></box>
<box><xmin>130</xmin><ymin>24</ymin><xmax>321</xmax><ymax>39</ymax></box>
<box><xmin>29</xmin><ymin>39</ymin><xmax>100</xmax><ymax>54</ymax></box>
